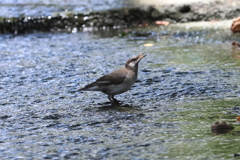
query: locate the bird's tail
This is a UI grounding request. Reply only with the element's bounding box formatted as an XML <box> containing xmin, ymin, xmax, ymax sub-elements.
<box><xmin>78</xmin><ymin>83</ymin><xmax>100</xmax><ymax>91</ymax></box>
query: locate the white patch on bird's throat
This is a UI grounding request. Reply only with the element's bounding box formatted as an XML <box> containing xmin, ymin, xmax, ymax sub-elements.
<box><xmin>129</xmin><ymin>62</ymin><xmax>135</xmax><ymax>68</ymax></box>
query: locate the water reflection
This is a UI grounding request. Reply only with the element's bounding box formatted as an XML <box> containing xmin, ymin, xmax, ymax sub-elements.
<box><xmin>97</xmin><ymin>103</ymin><xmax>139</xmax><ymax>112</ymax></box>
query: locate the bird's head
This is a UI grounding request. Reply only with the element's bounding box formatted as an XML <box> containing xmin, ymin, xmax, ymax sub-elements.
<box><xmin>125</xmin><ymin>53</ymin><xmax>146</xmax><ymax>70</ymax></box>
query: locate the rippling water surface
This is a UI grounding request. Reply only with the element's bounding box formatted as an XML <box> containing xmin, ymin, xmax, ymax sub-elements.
<box><xmin>0</xmin><ymin>0</ymin><xmax>129</xmax><ymax>17</ymax></box>
<box><xmin>0</xmin><ymin>26</ymin><xmax>240</xmax><ymax>159</ymax></box>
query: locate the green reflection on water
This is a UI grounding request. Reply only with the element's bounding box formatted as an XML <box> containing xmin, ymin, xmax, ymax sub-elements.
<box><xmin>143</xmin><ymin>42</ymin><xmax>240</xmax><ymax>71</ymax></box>
<box><xmin>152</xmin><ymin>99</ymin><xmax>240</xmax><ymax>159</ymax></box>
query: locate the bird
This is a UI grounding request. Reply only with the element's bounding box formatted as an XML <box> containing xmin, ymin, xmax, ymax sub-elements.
<box><xmin>79</xmin><ymin>53</ymin><xmax>146</xmax><ymax>104</ymax></box>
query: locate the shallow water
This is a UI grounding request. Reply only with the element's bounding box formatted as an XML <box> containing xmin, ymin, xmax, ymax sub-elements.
<box><xmin>0</xmin><ymin>26</ymin><xmax>240</xmax><ymax>159</ymax></box>
<box><xmin>0</xmin><ymin>0</ymin><xmax>130</xmax><ymax>17</ymax></box>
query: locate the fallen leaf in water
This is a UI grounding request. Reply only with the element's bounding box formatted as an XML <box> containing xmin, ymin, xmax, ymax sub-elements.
<box><xmin>231</xmin><ymin>17</ymin><xmax>240</xmax><ymax>33</ymax></box>
<box><xmin>232</xmin><ymin>41</ymin><xmax>240</xmax><ymax>47</ymax></box>
<box><xmin>143</xmin><ymin>43</ymin><xmax>154</xmax><ymax>47</ymax></box>
<box><xmin>155</xmin><ymin>21</ymin><xmax>170</xmax><ymax>26</ymax></box>
<box><xmin>236</xmin><ymin>116</ymin><xmax>240</xmax><ymax>121</ymax></box>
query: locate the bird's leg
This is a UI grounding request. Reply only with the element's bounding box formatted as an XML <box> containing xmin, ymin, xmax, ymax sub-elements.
<box><xmin>112</xmin><ymin>96</ymin><xmax>119</xmax><ymax>105</ymax></box>
<box><xmin>108</xmin><ymin>95</ymin><xmax>114</xmax><ymax>104</ymax></box>
<box><xmin>108</xmin><ymin>95</ymin><xmax>119</xmax><ymax>105</ymax></box>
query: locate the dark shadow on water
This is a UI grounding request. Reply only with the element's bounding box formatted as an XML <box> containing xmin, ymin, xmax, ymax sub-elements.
<box><xmin>96</xmin><ymin>102</ymin><xmax>140</xmax><ymax>112</ymax></box>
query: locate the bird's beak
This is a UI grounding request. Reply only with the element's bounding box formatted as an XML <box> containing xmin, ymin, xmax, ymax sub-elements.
<box><xmin>137</xmin><ymin>53</ymin><xmax>147</xmax><ymax>62</ymax></box>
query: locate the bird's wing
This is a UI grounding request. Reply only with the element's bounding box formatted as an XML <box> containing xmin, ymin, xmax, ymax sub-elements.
<box><xmin>79</xmin><ymin>68</ymin><xmax>128</xmax><ymax>91</ymax></box>
<box><xmin>95</xmin><ymin>68</ymin><xmax>128</xmax><ymax>85</ymax></box>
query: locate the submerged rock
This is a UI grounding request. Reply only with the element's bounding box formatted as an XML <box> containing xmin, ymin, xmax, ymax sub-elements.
<box><xmin>211</xmin><ymin>121</ymin><xmax>234</xmax><ymax>135</ymax></box>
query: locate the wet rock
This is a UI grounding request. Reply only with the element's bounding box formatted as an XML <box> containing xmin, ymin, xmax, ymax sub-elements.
<box><xmin>234</xmin><ymin>153</ymin><xmax>240</xmax><ymax>157</ymax></box>
<box><xmin>1</xmin><ymin>1</ymin><xmax>240</xmax><ymax>34</ymax></box>
<box><xmin>179</xmin><ymin>5</ymin><xmax>191</xmax><ymax>13</ymax></box>
<box><xmin>231</xmin><ymin>16</ymin><xmax>240</xmax><ymax>33</ymax></box>
<box><xmin>211</xmin><ymin>121</ymin><xmax>234</xmax><ymax>135</ymax></box>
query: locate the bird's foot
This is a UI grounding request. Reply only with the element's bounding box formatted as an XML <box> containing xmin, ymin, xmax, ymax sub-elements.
<box><xmin>108</xmin><ymin>95</ymin><xmax>120</xmax><ymax>106</ymax></box>
<box><xmin>112</xmin><ymin>98</ymin><xmax>120</xmax><ymax>105</ymax></box>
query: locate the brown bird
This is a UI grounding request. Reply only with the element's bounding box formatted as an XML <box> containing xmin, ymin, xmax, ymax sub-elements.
<box><xmin>79</xmin><ymin>53</ymin><xmax>146</xmax><ymax>104</ymax></box>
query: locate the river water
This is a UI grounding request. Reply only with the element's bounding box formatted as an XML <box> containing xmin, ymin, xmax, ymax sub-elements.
<box><xmin>0</xmin><ymin>23</ymin><xmax>240</xmax><ymax>159</ymax></box>
<box><xmin>0</xmin><ymin>0</ymin><xmax>130</xmax><ymax>18</ymax></box>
